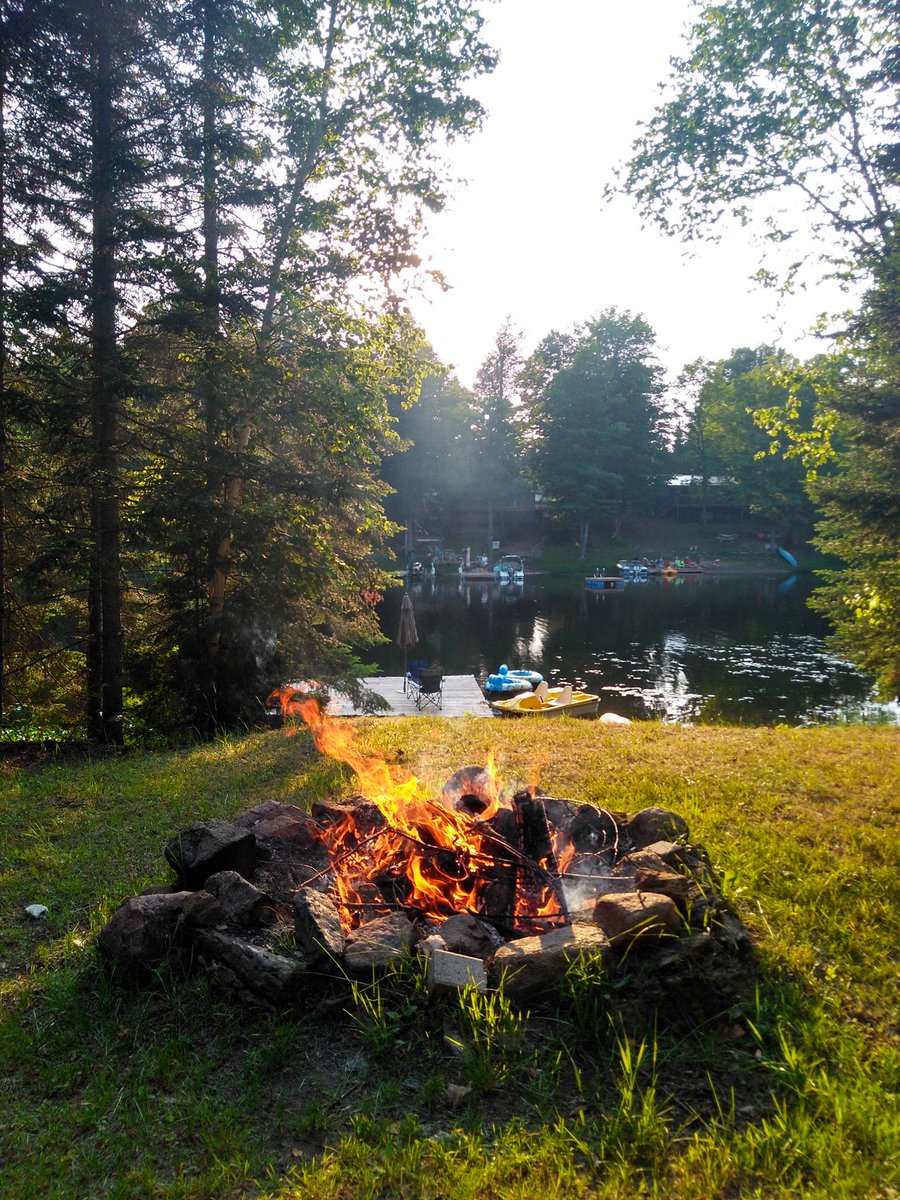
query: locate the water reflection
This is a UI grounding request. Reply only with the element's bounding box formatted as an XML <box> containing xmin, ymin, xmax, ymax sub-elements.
<box><xmin>374</xmin><ymin>573</ymin><xmax>899</xmax><ymax>726</ymax></box>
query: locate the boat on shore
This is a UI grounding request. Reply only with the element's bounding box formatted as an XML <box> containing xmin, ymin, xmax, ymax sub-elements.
<box><xmin>490</xmin><ymin>683</ymin><xmax>600</xmax><ymax>718</ymax></box>
<box><xmin>616</xmin><ymin>559</ymin><xmax>650</xmax><ymax>580</ymax></box>
<box><xmin>496</xmin><ymin>554</ymin><xmax>525</xmax><ymax>584</ymax></box>
<box><xmin>639</xmin><ymin>557</ymin><xmax>705</xmax><ymax>576</ymax></box>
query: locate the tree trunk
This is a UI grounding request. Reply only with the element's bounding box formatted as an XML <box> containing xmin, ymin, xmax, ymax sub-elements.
<box><xmin>86</xmin><ymin>6</ymin><xmax>123</xmax><ymax>744</ymax></box>
<box><xmin>578</xmin><ymin>518</ymin><xmax>590</xmax><ymax>560</ymax></box>
<box><xmin>0</xmin><ymin>31</ymin><xmax>7</xmax><ymax>723</ymax></box>
<box><xmin>198</xmin><ymin>0</ymin><xmax>224</xmax><ymax>720</ymax></box>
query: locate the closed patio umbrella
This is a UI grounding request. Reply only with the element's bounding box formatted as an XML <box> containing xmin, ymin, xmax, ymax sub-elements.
<box><xmin>397</xmin><ymin>591</ymin><xmax>418</xmax><ymax>692</ymax></box>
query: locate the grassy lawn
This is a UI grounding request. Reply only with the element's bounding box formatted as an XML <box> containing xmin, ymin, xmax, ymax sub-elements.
<box><xmin>1</xmin><ymin>720</ymin><xmax>898</xmax><ymax>1199</ymax></box>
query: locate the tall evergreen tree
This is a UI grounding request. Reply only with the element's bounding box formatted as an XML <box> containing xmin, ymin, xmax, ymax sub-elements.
<box><xmin>469</xmin><ymin>320</ymin><xmax>523</xmax><ymax>556</ymax></box>
<box><xmin>151</xmin><ymin>0</ymin><xmax>495</xmax><ymax>727</ymax></box>
<box><xmin>3</xmin><ymin>0</ymin><xmax>172</xmax><ymax>741</ymax></box>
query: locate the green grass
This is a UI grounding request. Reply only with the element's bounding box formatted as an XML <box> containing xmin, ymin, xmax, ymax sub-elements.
<box><xmin>1</xmin><ymin>721</ymin><xmax>898</xmax><ymax>1199</ymax></box>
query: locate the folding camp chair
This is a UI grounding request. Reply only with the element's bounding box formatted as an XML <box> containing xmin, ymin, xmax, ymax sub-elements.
<box><xmin>405</xmin><ymin>658</ymin><xmax>428</xmax><ymax>696</ymax></box>
<box><xmin>414</xmin><ymin>666</ymin><xmax>443</xmax><ymax>711</ymax></box>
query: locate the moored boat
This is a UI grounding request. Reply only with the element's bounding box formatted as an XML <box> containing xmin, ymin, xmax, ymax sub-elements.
<box><xmin>616</xmin><ymin>559</ymin><xmax>650</xmax><ymax>580</ymax></box>
<box><xmin>491</xmin><ymin>683</ymin><xmax>600</xmax><ymax>718</ymax></box>
<box><xmin>496</xmin><ymin>554</ymin><xmax>525</xmax><ymax>584</ymax></box>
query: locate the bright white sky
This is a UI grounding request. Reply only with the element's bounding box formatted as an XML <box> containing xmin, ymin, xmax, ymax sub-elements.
<box><xmin>405</xmin><ymin>0</ymin><xmax>852</xmax><ymax>389</ymax></box>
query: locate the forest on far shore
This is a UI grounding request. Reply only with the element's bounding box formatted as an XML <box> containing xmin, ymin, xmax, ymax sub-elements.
<box><xmin>3</xmin><ymin>1</ymin><xmax>898</xmax><ymax>741</ymax></box>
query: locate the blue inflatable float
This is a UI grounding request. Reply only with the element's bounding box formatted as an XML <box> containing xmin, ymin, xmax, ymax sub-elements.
<box><xmin>483</xmin><ymin>664</ymin><xmax>544</xmax><ymax>697</ymax></box>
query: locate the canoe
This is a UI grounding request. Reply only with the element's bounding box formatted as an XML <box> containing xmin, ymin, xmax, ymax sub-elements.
<box><xmin>490</xmin><ymin>686</ymin><xmax>600</xmax><ymax>719</ymax></box>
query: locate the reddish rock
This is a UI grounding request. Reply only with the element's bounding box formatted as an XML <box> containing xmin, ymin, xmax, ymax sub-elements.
<box><xmin>592</xmin><ymin>891</ymin><xmax>681</xmax><ymax>945</ymax></box>
<box><xmin>633</xmin><ymin>865</ymin><xmax>693</xmax><ymax>903</ymax></box>
<box><xmin>192</xmin><ymin>928</ymin><xmax>306</xmax><ymax>1004</ymax></box>
<box><xmin>436</xmin><ymin>913</ymin><xmax>503</xmax><ymax>957</ymax></box>
<box><xmin>206</xmin><ymin>870</ymin><xmax>271</xmax><ymax>926</ymax></box>
<box><xmin>618</xmin><ymin>848</ymin><xmax>671</xmax><ymax>874</ymax></box>
<box><xmin>234</xmin><ymin>801</ymin><xmax>320</xmax><ymax>849</ymax></box>
<box><xmin>180</xmin><ymin>890</ymin><xmax>225</xmax><ymax>929</ymax></box>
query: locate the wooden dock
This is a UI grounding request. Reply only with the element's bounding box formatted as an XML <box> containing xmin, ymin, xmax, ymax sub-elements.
<box><xmin>326</xmin><ymin>675</ymin><xmax>492</xmax><ymax>718</ymax></box>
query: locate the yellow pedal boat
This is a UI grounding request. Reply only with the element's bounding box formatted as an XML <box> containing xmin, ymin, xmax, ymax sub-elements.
<box><xmin>490</xmin><ymin>683</ymin><xmax>599</xmax><ymax>718</ymax></box>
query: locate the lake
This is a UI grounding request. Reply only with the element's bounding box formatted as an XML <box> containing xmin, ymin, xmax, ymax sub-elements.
<box><xmin>371</xmin><ymin>570</ymin><xmax>899</xmax><ymax>726</ymax></box>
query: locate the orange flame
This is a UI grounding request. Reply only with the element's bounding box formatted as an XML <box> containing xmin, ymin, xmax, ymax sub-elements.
<box><xmin>295</xmin><ymin>700</ymin><xmax>568</xmax><ymax>933</ymax></box>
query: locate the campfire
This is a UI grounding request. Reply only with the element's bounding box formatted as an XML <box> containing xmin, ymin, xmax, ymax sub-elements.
<box><xmin>297</xmin><ymin>700</ymin><xmax>570</xmax><ymax>939</ymax></box>
<box><xmin>98</xmin><ymin>704</ymin><xmax>751</xmax><ymax>1005</ymax></box>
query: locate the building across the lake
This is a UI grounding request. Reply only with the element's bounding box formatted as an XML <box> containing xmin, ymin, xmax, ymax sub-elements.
<box><xmin>659</xmin><ymin>475</ymin><xmax>749</xmax><ymax>523</ymax></box>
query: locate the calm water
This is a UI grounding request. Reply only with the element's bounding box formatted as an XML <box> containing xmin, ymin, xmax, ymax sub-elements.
<box><xmin>372</xmin><ymin>571</ymin><xmax>899</xmax><ymax>726</ymax></box>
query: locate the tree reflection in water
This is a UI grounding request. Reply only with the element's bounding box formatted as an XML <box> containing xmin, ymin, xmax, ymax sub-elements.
<box><xmin>371</xmin><ymin>574</ymin><xmax>899</xmax><ymax>726</ymax></box>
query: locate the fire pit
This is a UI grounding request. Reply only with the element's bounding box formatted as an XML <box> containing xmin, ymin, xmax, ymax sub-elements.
<box><xmin>98</xmin><ymin>706</ymin><xmax>751</xmax><ymax>1006</ymax></box>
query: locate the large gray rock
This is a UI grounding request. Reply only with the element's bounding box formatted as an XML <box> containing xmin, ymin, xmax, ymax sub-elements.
<box><xmin>97</xmin><ymin>891</ymin><xmax>194</xmax><ymax>974</ymax></box>
<box><xmin>437</xmin><ymin>913</ymin><xmax>503</xmax><ymax>957</ymax></box>
<box><xmin>293</xmin><ymin>887</ymin><xmax>346</xmax><ymax>964</ymax></box>
<box><xmin>624</xmin><ymin>808</ymin><xmax>690</xmax><ymax>849</ymax></box>
<box><xmin>633</xmin><ymin>865</ymin><xmax>693</xmax><ymax>904</ymax></box>
<box><xmin>164</xmin><ymin>819</ymin><xmax>258</xmax><ymax>888</ymax></box>
<box><xmin>234</xmin><ymin>801</ymin><xmax>320</xmax><ymax>849</ymax></box>
<box><xmin>206</xmin><ymin>870</ymin><xmax>271</xmax><ymax>926</ymax></box>
<box><xmin>192</xmin><ymin>928</ymin><xmax>306</xmax><ymax>1004</ymax></box>
<box><xmin>343</xmin><ymin>913</ymin><xmax>417</xmax><ymax>974</ymax></box>
<box><xmin>487</xmin><ymin>924</ymin><xmax>613</xmax><ymax>997</ymax></box>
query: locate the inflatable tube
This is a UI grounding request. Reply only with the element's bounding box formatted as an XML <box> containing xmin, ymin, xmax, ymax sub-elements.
<box><xmin>508</xmin><ymin>668</ymin><xmax>543</xmax><ymax>687</ymax></box>
<box><xmin>485</xmin><ymin>673</ymin><xmax>532</xmax><ymax>694</ymax></box>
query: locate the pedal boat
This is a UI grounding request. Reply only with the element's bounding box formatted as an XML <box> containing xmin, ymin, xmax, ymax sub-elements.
<box><xmin>490</xmin><ymin>683</ymin><xmax>599</xmax><ymax>718</ymax></box>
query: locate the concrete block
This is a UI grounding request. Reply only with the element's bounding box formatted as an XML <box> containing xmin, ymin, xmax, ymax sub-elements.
<box><xmin>426</xmin><ymin>948</ymin><xmax>487</xmax><ymax>996</ymax></box>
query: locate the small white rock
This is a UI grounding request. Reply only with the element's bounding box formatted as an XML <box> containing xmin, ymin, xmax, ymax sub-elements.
<box><xmin>599</xmin><ymin>711</ymin><xmax>632</xmax><ymax>725</ymax></box>
<box><xmin>25</xmin><ymin>904</ymin><xmax>49</xmax><ymax>920</ymax></box>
